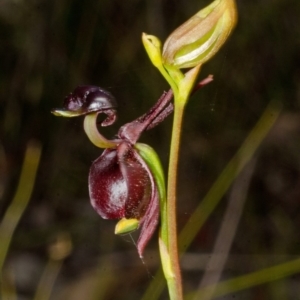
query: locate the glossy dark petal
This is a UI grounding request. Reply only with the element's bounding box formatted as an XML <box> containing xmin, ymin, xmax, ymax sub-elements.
<box><xmin>56</xmin><ymin>86</ymin><xmax>117</xmax><ymax>116</ymax></box>
<box><xmin>117</xmin><ymin>142</ymin><xmax>152</xmax><ymax>220</ymax></box>
<box><xmin>89</xmin><ymin>149</ymin><xmax>126</xmax><ymax>219</ymax></box>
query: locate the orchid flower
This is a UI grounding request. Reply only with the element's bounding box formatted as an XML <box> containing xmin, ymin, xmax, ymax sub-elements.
<box><xmin>52</xmin><ymin>85</ymin><xmax>173</xmax><ymax>256</ymax></box>
<box><xmin>51</xmin><ymin>78</ymin><xmax>211</xmax><ymax>257</ymax></box>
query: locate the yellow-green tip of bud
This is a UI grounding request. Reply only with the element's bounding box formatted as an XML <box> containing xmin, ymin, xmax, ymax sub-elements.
<box><xmin>142</xmin><ymin>33</ymin><xmax>163</xmax><ymax>68</ymax></box>
<box><xmin>162</xmin><ymin>0</ymin><xmax>237</xmax><ymax>69</ymax></box>
<box><xmin>115</xmin><ymin>218</ymin><xmax>140</xmax><ymax>235</ymax></box>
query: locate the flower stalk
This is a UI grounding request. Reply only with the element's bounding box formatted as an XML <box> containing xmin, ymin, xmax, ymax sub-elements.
<box><xmin>142</xmin><ymin>0</ymin><xmax>237</xmax><ymax>298</ymax></box>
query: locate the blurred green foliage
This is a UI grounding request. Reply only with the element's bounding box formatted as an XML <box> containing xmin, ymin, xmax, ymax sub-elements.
<box><xmin>0</xmin><ymin>0</ymin><xmax>300</xmax><ymax>299</ymax></box>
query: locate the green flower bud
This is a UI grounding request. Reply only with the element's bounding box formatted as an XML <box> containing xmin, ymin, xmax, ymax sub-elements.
<box><xmin>162</xmin><ymin>0</ymin><xmax>237</xmax><ymax>69</ymax></box>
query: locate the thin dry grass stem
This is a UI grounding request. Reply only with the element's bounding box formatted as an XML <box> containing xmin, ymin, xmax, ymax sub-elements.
<box><xmin>193</xmin><ymin>157</ymin><xmax>257</xmax><ymax>300</ymax></box>
<box><xmin>178</xmin><ymin>100</ymin><xmax>282</xmax><ymax>255</ymax></box>
<box><xmin>33</xmin><ymin>232</ymin><xmax>72</xmax><ymax>300</ymax></box>
<box><xmin>186</xmin><ymin>257</ymin><xmax>300</xmax><ymax>299</ymax></box>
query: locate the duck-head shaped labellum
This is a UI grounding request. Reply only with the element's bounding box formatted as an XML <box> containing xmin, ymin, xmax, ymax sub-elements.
<box><xmin>52</xmin><ymin>85</ymin><xmax>117</xmax><ymax>126</ymax></box>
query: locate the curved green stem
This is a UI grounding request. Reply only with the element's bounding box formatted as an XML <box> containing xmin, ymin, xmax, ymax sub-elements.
<box><xmin>83</xmin><ymin>113</ymin><xmax>117</xmax><ymax>148</ymax></box>
<box><xmin>0</xmin><ymin>140</ymin><xmax>42</xmax><ymax>297</ymax></box>
<box><xmin>0</xmin><ymin>140</ymin><xmax>42</xmax><ymax>272</ymax></box>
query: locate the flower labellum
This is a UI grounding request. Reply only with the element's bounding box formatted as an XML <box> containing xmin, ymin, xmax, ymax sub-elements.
<box><xmin>52</xmin><ymin>85</ymin><xmax>117</xmax><ymax>126</ymax></box>
<box><xmin>162</xmin><ymin>0</ymin><xmax>237</xmax><ymax>68</ymax></box>
<box><xmin>89</xmin><ymin>142</ymin><xmax>160</xmax><ymax>257</ymax></box>
<box><xmin>52</xmin><ymin>85</ymin><xmax>119</xmax><ymax>148</ymax></box>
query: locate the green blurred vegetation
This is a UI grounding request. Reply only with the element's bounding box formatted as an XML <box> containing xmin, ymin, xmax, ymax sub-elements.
<box><xmin>0</xmin><ymin>0</ymin><xmax>300</xmax><ymax>299</ymax></box>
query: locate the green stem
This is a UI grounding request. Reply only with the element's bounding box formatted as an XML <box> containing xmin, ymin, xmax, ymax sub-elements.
<box><xmin>166</xmin><ymin>102</ymin><xmax>185</xmax><ymax>300</ymax></box>
<box><xmin>163</xmin><ymin>65</ymin><xmax>201</xmax><ymax>299</ymax></box>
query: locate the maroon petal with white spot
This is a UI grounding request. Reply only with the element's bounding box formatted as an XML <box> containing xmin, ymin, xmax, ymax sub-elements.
<box><xmin>89</xmin><ymin>148</ymin><xmax>127</xmax><ymax>219</ymax></box>
<box><xmin>88</xmin><ymin>142</ymin><xmax>159</xmax><ymax>256</ymax></box>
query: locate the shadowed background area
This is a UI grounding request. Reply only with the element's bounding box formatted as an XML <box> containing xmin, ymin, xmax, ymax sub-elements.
<box><xmin>0</xmin><ymin>0</ymin><xmax>300</xmax><ymax>299</ymax></box>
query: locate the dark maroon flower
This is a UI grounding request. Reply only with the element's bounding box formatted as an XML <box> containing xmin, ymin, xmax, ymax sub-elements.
<box><xmin>52</xmin><ymin>78</ymin><xmax>212</xmax><ymax>256</ymax></box>
<box><xmin>52</xmin><ymin>85</ymin><xmax>174</xmax><ymax>256</ymax></box>
<box><xmin>87</xmin><ymin>89</ymin><xmax>173</xmax><ymax>256</ymax></box>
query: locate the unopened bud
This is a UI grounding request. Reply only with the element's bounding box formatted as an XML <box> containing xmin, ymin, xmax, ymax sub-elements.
<box><xmin>162</xmin><ymin>0</ymin><xmax>237</xmax><ymax>69</ymax></box>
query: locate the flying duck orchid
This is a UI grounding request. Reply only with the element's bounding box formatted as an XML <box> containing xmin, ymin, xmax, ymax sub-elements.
<box><xmin>52</xmin><ymin>85</ymin><xmax>173</xmax><ymax>256</ymax></box>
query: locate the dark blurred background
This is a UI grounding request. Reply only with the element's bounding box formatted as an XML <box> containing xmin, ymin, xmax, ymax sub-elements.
<box><xmin>1</xmin><ymin>0</ymin><xmax>300</xmax><ymax>299</ymax></box>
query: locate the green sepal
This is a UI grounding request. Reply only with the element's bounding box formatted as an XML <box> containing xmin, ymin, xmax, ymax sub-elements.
<box><xmin>134</xmin><ymin>143</ymin><xmax>168</xmax><ymax>245</ymax></box>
